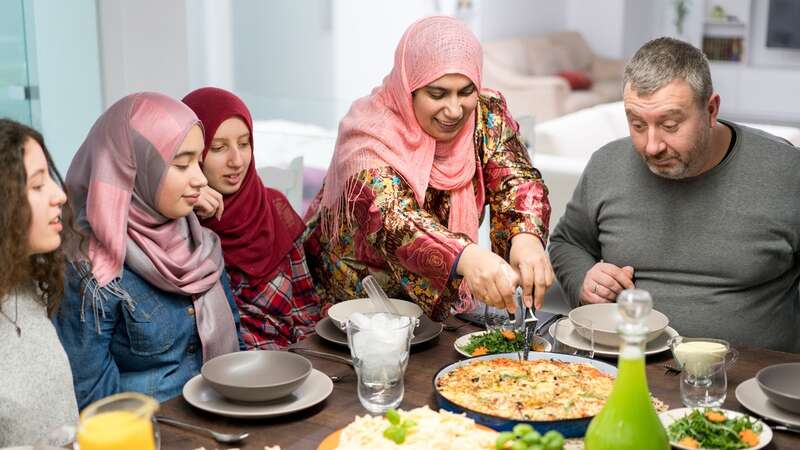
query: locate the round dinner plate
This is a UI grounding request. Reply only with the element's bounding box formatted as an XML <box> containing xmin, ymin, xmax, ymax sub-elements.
<box><xmin>548</xmin><ymin>318</ymin><xmax>678</xmax><ymax>357</ymax></box>
<box><xmin>454</xmin><ymin>330</ymin><xmax>552</xmax><ymax>357</ymax></box>
<box><xmin>315</xmin><ymin>316</ymin><xmax>443</xmax><ymax>347</ymax></box>
<box><xmin>182</xmin><ymin>369</ymin><xmax>333</xmax><ymax>419</ymax></box>
<box><xmin>737</xmin><ymin>377</ymin><xmax>800</xmax><ymax>428</ymax></box>
<box><xmin>659</xmin><ymin>407</ymin><xmax>772</xmax><ymax>450</ymax></box>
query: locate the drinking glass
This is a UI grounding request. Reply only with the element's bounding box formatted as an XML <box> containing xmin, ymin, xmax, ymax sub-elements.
<box><xmin>76</xmin><ymin>392</ymin><xmax>160</xmax><ymax>450</ymax></box>
<box><xmin>37</xmin><ymin>392</ymin><xmax>160</xmax><ymax>449</ymax></box>
<box><xmin>669</xmin><ymin>337</ymin><xmax>738</xmax><ymax>407</ymax></box>
<box><xmin>553</xmin><ymin>317</ymin><xmax>595</xmax><ymax>358</ymax></box>
<box><xmin>346</xmin><ymin>312</ymin><xmax>415</xmax><ymax>413</ymax></box>
<box><xmin>681</xmin><ymin>358</ymin><xmax>728</xmax><ymax>407</ymax></box>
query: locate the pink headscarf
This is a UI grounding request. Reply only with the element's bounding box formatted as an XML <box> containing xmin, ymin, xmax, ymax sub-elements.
<box><xmin>66</xmin><ymin>92</ymin><xmax>238</xmax><ymax>362</ymax></box>
<box><xmin>321</xmin><ymin>16</ymin><xmax>485</xmax><ymax>242</ymax></box>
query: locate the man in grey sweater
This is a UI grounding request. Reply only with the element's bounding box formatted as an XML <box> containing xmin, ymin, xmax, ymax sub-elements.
<box><xmin>549</xmin><ymin>37</ymin><xmax>800</xmax><ymax>352</ymax></box>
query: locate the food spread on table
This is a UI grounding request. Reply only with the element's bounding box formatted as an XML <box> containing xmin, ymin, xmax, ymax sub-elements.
<box><xmin>436</xmin><ymin>358</ymin><xmax>614</xmax><ymax>421</ymax></box>
<box><xmin>459</xmin><ymin>329</ymin><xmax>546</xmax><ymax>356</ymax></box>
<box><xmin>667</xmin><ymin>409</ymin><xmax>763</xmax><ymax>449</ymax></box>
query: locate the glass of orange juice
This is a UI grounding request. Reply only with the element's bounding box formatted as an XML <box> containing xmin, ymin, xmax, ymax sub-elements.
<box><xmin>76</xmin><ymin>392</ymin><xmax>160</xmax><ymax>450</ymax></box>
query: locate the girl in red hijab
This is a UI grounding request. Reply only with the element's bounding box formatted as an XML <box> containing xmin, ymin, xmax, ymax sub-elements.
<box><xmin>183</xmin><ymin>87</ymin><xmax>321</xmax><ymax>349</ymax></box>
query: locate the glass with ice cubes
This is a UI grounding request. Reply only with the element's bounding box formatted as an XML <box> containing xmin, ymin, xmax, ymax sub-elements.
<box><xmin>346</xmin><ymin>312</ymin><xmax>416</xmax><ymax>413</ymax></box>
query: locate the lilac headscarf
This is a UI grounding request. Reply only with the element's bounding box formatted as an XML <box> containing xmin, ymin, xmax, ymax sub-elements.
<box><xmin>66</xmin><ymin>92</ymin><xmax>238</xmax><ymax>362</ymax></box>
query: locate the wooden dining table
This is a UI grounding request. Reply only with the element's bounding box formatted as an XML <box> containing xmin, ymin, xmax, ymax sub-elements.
<box><xmin>159</xmin><ymin>319</ymin><xmax>800</xmax><ymax>450</ymax></box>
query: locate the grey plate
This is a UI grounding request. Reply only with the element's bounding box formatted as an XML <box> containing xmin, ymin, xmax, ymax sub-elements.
<box><xmin>182</xmin><ymin>369</ymin><xmax>332</xmax><ymax>419</ymax></box>
<box><xmin>736</xmin><ymin>378</ymin><xmax>800</xmax><ymax>428</ymax></box>
<box><xmin>315</xmin><ymin>316</ymin><xmax>443</xmax><ymax>347</ymax></box>
<box><xmin>548</xmin><ymin>318</ymin><xmax>678</xmax><ymax>357</ymax></box>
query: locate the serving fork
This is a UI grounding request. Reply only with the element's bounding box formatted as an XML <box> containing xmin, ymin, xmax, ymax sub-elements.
<box><xmin>512</xmin><ymin>286</ymin><xmax>538</xmax><ymax>361</ymax></box>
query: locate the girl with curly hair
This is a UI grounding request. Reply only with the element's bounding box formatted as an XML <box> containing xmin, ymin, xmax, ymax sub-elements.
<box><xmin>0</xmin><ymin>118</ymin><xmax>78</xmax><ymax>446</ymax></box>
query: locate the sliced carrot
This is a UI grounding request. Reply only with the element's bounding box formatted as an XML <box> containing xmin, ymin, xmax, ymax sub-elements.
<box><xmin>704</xmin><ymin>410</ymin><xmax>726</xmax><ymax>423</ymax></box>
<box><xmin>500</xmin><ymin>330</ymin><xmax>516</xmax><ymax>340</ymax></box>
<box><xmin>677</xmin><ymin>436</ymin><xmax>700</xmax><ymax>448</ymax></box>
<box><xmin>471</xmin><ymin>346</ymin><xmax>490</xmax><ymax>356</ymax></box>
<box><xmin>739</xmin><ymin>429</ymin><xmax>759</xmax><ymax>447</ymax></box>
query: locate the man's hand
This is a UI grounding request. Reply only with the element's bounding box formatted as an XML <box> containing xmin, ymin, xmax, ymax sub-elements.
<box><xmin>580</xmin><ymin>262</ymin><xmax>634</xmax><ymax>304</ymax></box>
<box><xmin>509</xmin><ymin>233</ymin><xmax>554</xmax><ymax>309</ymax></box>
<box><xmin>194</xmin><ymin>185</ymin><xmax>224</xmax><ymax>221</ymax></box>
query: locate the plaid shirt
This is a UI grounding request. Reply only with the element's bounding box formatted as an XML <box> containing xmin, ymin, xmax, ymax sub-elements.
<box><xmin>227</xmin><ymin>239</ymin><xmax>322</xmax><ymax>349</ymax></box>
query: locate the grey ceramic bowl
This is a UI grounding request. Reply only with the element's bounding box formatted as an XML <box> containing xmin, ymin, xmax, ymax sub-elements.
<box><xmin>201</xmin><ymin>350</ymin><xmax>312</xmax><ymax>402</ymax></box>
<box><xmin>568</xmin><ymin>303</ymin><xmax>669</xmax><ymax>347</ymax></box>
<box><xmin>756</xmin><ymin>363</ymin><xmax>800</xmax><ymax>414</ymax></box>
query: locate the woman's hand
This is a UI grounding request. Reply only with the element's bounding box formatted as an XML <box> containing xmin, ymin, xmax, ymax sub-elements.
<box><xmin>456</xmin><ymin>244</ymin><xmax>519</xmax><ymax>312</ymax></box>
<box><xmin>194</xmin><ymin>185</ymin><xmax>224</xmax><ymax>220</ymax></box>
<box><xmin>509</xmin><ymin>233</ymin><xmax>554</xmax><ymax>310</ymax></box>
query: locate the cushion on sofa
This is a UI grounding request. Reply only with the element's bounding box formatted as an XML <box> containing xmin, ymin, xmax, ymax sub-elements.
<box><xmin>482</xmin><ymin>37</ymin><xmax>531</xmax><ymax>76</ymax></box>
<box><xmin>558</xmin><ymin>71</ymin><xmax>593</xmax><ymax>90</ymax></box>
<box><xmin>526</xmin><ymin>37</ymin><xmax>568</xmax><ymax>75</ymax></box>
<box><xmin>548</xmin><ymin>31</ymin><xmax>594</xmax><ymax>72</ymax></box>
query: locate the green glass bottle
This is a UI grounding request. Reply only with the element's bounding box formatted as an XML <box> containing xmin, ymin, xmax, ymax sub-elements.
<box><xmin>584</xmin><ymin>289</ymin><xmax>669</xmax><ymax>450</ymax></box>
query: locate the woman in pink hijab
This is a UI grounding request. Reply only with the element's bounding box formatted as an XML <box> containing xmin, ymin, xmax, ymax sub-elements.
<box><xmin>305</xmin><ymin>16</ymin><xmax>553</xmax><ymax>320</ymax></box>
<box><xmin>54</xmin><ymin>92</ymin><xmax>243</xmax><ymax>409</ymax></box>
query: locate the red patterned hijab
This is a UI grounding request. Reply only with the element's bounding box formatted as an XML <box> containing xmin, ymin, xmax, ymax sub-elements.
<box><xmin>182</xmin><ymin>87</ymin><xmax>305</xmax><ymax>281</ymax></box>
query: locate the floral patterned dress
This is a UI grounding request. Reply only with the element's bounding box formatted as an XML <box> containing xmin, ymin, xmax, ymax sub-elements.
<box><xmin>304</xmin><ymin>92</ymin><xmax>550</xmax><ymax>321</ymax></box>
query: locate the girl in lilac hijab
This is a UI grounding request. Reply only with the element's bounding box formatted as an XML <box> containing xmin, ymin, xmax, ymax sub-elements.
<box><xmin>54</xmin><ymin>92</ymin><xmax>243</xmax><ymax>408</ymax></box>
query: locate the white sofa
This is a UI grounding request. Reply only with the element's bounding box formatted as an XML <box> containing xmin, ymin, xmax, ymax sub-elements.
<box><xmin>531</xmin><ymin>101</ymin><xmax>800</xmax><ymax>237</ymax></box>
<box><xmin>482</xmin><ymin>31</ymin><xmax>624</xmax><ymax>122</ymax></box>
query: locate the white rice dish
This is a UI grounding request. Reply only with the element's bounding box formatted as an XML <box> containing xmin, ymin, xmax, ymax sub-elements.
<box><xmin>335</xmin><ymin>406</ymin><xmax>497</xmax><ymax>449</ymax></box>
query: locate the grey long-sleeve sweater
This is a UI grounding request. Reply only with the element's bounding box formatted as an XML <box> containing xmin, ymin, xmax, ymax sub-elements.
<box><xmin>550</xmin><ymin>121</ymin><xmax>800</xmax><ymax>352</ymax></box>
<box><xmin>0</xmin><ymin>288</ymin><xmax>79</xmax><ymax>447</ymax></box>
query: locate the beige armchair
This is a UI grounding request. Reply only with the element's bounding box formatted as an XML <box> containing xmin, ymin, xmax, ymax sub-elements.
<box><xmin>482</xmin><ymin>31</ymin><xmax>624</xmax><ymax>122</ymax></box>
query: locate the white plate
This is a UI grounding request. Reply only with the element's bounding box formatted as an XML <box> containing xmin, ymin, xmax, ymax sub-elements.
<box><xmin>737</xmin><ymin>377</ymin><xmax>800</xmax><ymax>428</ymax></box>
<box><xmin>659</xmin><ymin>407</ymin><xmax>772</xmax><ymax>450</ymax></box>
<box><xmin>315</xmin><ymin>316</ymin><xmax>442</xmax><ymax>347</ymax></box>
<box><xmin>182</xmin><ymin>369</ymin><xmax>333</xmax><ymax>419</ymax></box>
<box><xmin>548</xmin><ymin>318</ymin><xmax>678</xmax><ymax>357</ymax></box>
<box><xmin>327</xmin><ymin>298</ymin><xmax>423</xmax><ymax>329</ymax></box>
<box><xmin>453</xmin><ymin>330</ymin><xmax>552</xmax><ymax>357</ymax></box>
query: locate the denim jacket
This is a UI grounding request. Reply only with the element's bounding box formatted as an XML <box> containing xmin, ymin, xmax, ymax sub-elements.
<box><xmin>54</xmin><ymin>263</ymin><xmax>244</xmax><ymax>410</ymax></box>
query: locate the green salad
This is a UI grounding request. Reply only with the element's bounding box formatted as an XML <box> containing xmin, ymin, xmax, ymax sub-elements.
<box><xmin>667</xmin><ymin>408</ymin><xmax>762</xmax><ymax>449</ymax></box>
<box><xmin>460</xmin><ymin>329</ymin><xmax>545</xmax><ymax>356</ymax></box>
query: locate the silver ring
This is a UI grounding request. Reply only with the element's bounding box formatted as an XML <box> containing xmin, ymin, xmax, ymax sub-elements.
<box><xmin>592</xmin><ymin>283</ymin><xmax>598</xmax><ymax>294</ymax></box>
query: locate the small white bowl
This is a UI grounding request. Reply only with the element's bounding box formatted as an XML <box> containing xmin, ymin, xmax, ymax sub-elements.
<box><xmin>327</xmin><ymin>298</ymin><xmax>423</xmax><ymax>330</ymax></box>
<box><xmin>568</xmin><ymin>303</ymin><xmax>669</xmax><ymax>347</ymax></box>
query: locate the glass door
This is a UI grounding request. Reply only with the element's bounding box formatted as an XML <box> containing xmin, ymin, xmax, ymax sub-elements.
<box><xmin>0</xmin><ymin>0</ymin><xmax>35</xmax><ymax>126</ymax></box>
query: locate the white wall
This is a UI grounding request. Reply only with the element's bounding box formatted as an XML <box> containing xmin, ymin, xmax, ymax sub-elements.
<box><xmin>231</xmin><ymin>0</ymin><xmax>335</xmax><ymax>128</ymax></box>
<box><xmin>331</xmin><ymin>0</ymin><xmax>436</xmax><ymax>125</ymax></box>
<box><xmin>750</xmin><ymin>0</ymin><xmax>800</xmax><ymax>68</ymax></box>
<box><xmin>186</xmin><ymin>0</ymin><xmax>234</xmax><ymax>91</ymax></box>
<box><xmin>475</xmin><ymin>0</ymin><xmax>566</xmax><ymax>41</ymax></box>
<box><xmin>565</xmin><ymin>0</ymin><xmax>626</xmax><ymax>59</ymax></box>
<box><xmin>97</xmin><ymin>0</ymin><xmax>191</xmax><ymax>106</ymax></box>
<box><xmin>28</xmin><ymin>0</ymin><xmax>103</xmax><ymax>172</ymax></box>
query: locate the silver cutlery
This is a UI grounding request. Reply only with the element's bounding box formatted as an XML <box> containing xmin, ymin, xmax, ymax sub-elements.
<box><xmin>155</xmin><ymin>415</ymin><xmax>249</xmax><ymax>443</ymax></box>
<box><xmin>287</xmin><ymin>347</ymin><xmax>354</xmax><ymax>367</ymax></box>
<box><xmin>534</xmin><ymin>313</ymin><xmax>564</xmax><ymax>336</ymax></box>
<box><xmin>748</xmin><ymin>413</ymin><xmax>800</xmax><ymax>434</ymax></box>
<box><xmin>512</xmin><ymin>286</ymin><xmax>538</xmax><ymax>361</ymax></box>
<box><xmin>664</xmin><ymin>360</ymin><xmax>682</xmax><ymax>376</ymax></box>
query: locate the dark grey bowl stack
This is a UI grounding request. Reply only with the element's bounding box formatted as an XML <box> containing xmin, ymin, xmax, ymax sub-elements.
<box><xmin>756</xmin><ymin>363</ymin><xmax>800</xmax><ymax>414</ymax></box>
<box><xmin>201</xmin><ymin>351</ymin><xmax>312</xmax><ymax>402</ymax></box>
